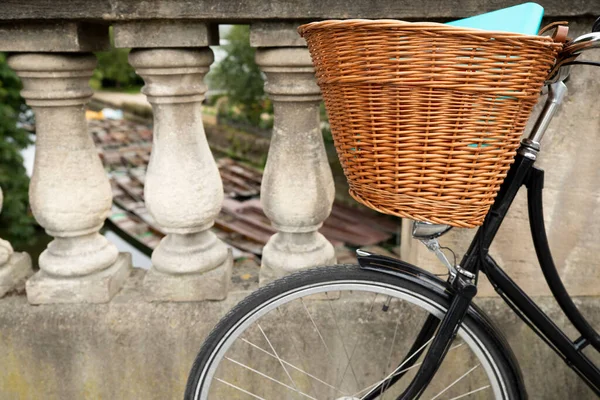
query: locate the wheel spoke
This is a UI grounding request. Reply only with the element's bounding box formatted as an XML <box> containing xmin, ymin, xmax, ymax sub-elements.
<box><xmin>377</xmin><ymin>342</ymin><xmax>466</xmax><ymax>399</ymax></box>
<box><xmin>356</xmin><ymin>337</ymin><xmax>435</xmax><ymax>399</ymax></box>
<box><xmin>300</xmin><ymin>298</ymin><xmax>335</xmax><ymax>362</ymax></box>
<box><xmin>357</xmin><ymin>337</ymin><xmax>464</xmax><ymax>399</ymax></box>
<box><xmin>332</xmin><ymin>292</ymin><xmax>378</xmax><ymax>390</ymax></box>
<box><xmin>378</xmin><ymin>336</ymin><xmax>464</xmax><ymax>399</ymax></box>
<box><xmin>241</xmin><ymin>338</ymin><xmax>349</xmax><ymax>396</ymax></box>
<box><xmin>395</xmin><ymin>343</ymin><xmax>464</xmax><ymax>377</ymax></box>
<box><xmin>429</xmin><ymin>364</ymin><xmax>480</xmax><ymax>400</ymax></box>
<box><xmin>381</xmin><ymin>306</ymin><xmax>420</xmax><ymax>400</ymax></box>
<box><xmin>257</xmin><ymin>323</ymin><xmax>299</xmax><ymax>391</ymax></box>
<box><xmin>381</xmin><ymin>307</ymin><xmax>401</xmax><ymax>398</ymax></box>
<box><xmin>224</xmin><ymin>357</ymin><xmax>317</xmax><ymax>400</ymax></box>
<box><xmin>275</xmin><ymin>307</ymin><xmax>320</xmax><ymax>398</ymax></box>
<box><xmin>446</xmin><ymin>385</ymin><xmax>491</xmax><ymax>400</ymax></box>
<box><xmin>215</xmin><ymin>378</ymin><xmax>267</xmax><ymax>400</ymax></box>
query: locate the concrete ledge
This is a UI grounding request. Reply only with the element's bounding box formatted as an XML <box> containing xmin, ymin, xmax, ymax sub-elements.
<box><xmin>0</xmin><ymin>22</ymin><xmax>109</xmax><ymax>52</ymax></box>
<box><xmin>26</xmin><ymin>253</ymin><xmax>132</xmax><ymax>304</ymax></box>
<box><xmin>0</xmin><ymin>0</ymin><xmax>594</xmax><ymax>21</ymax></box>
<box><xmin>0</xmin><ymin>252</ymin><xmax>33</xmax><ymax>298</ymax></box>
<box><xmin>143</xmin><ymin>251</ymin><xmax>232</xmax><ymax>302</ymax></box>
<box><xmin>0</xmin><ymin>268</ymin><xmax>597</xmax><ymax>399</ymax></box>
<box><xmin>113</xmin><ymin>21</ymin><xmax>219</xmax><ymax>48</ymax></box>
<box><xmin>250</xmin><ymin>22</ymin><xmax>307</xmax><ymax>47</ymax></box>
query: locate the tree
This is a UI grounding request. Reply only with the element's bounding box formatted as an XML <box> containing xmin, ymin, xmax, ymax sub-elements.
<box><xmin>92</xmin><ymin>27</ymin><xmax>143</xmax><ymax>90</ymax></box>
<box><xmin>95</xmin><ymin>48</ymin><xmax>141</xmax><ymax>89</ymax></box>
<box><xmin>0</xmin><ymin>53</ymin><xmax>37</xmax><ymax>248</ymax></box>
<box><xmin>209</xmin><ymin>25</ymin><xmax>270</xmax><ymax>127</ymax></box>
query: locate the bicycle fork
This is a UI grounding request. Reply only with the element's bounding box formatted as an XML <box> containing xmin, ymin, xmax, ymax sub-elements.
<box><xmin>394</xmin><ymin>274</ymin><xmax>477</xmax><ymax>399</ymax></box>
<box><xmin>360</xmin><ymin>267</ymin><xmax>478</xmax><ymax>400</ymax></box>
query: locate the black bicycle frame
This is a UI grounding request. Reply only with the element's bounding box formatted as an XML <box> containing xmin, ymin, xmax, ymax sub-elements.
<box><xmin>466</xmin><ymin>148</ymin><xmax>600</xmax><ymax>396</ymax></box>
<box><xmin>365</xmin><ymin>145</ymin><xmax>600</xmax><ymax>399</ymax></box>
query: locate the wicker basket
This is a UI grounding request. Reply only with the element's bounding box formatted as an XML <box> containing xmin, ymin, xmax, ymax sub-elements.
<box><xmin>299</xmin><ymin>20</ymin><xmax>562</xmax><ymax>228</ymax></box>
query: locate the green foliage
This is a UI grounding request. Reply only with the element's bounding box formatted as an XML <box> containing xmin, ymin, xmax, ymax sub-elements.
<box><xmin>209</xmin><ymin>25</ymin><xmax>271</xmax><ymax>127</ymax></box>
<box><xmin>0</xmin><ymin>53</ymin><xmax>37</xmax><ymax>248</ymax></box>
<box><xmin>92</xmin><ymin>28</ymin><xmax>143</xmax><ymax>90</ymax></box>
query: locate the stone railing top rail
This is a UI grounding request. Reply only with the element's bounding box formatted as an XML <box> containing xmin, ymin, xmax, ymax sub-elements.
<box><xmin>0</xmin><ymin>0</ymin><xmax>595</xmax><ymax>22</ymax></box>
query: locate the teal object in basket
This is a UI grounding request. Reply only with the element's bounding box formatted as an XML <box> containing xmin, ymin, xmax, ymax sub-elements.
<box><xmin>445</xmin><ymin>3</ymin><xmax>545</xmax><ymax>148</ymax></box>
<box><xmin>447</xmin><ymin>2</ymin><xmax>544</xmax><ymax>35</ymax></box>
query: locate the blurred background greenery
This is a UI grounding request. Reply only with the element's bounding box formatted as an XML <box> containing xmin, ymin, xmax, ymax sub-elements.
<box><xmin>0</xmin><ymin>53</ymin><xmax>37</xmax><ymax>250</ymax></box>
<box><xmin>90</xmin><ymin>28</ymin><xmax>143</xmax><ymax>92</ymax></box>
<box><xmin>208</xmin><ymin>25</ymin><xmax>273</xmax><ymax>131</ymax></box>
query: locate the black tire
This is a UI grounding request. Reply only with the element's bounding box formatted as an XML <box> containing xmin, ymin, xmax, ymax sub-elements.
<box><xmin>185</xmin><ymin>265</ymin><xmax>522</xmax><ymax>400</ymax></box>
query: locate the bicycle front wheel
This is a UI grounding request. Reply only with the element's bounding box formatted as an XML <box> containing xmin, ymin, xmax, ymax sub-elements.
<box><xmin>185</xmin><ymin>265</ymin><xmax>521</xmax><ymax>400</ymax></box>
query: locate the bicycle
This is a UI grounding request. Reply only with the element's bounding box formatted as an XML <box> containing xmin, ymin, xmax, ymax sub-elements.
<box><xmin>185</xmin><ymin>19</ymin><xmax>600</xmax><ymax>400</ymax></box>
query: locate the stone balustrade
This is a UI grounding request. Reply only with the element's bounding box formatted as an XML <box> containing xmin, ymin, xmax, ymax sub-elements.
<box><xmin>0</xmin><ymin>1</ymin><xmax>596</xmax><ymax>305</ymax></box>
<box><xmin>124</xmin><ymin>33</ymin><xmax>233</xmax><ymax>302</ymax></box>
<box><xmin>0</xmin><ymin>14</ymin><xmax>342</xmax><ymax>303</ymax></box>
<box><xmin>251</xmin><ymin>24</ymin><xmax>336</xmax><ymax>284</ymax></box>
<box><xmin>7</xmin><ymin>53</ymin><xmax>131</xmax><ymax>304</ymax></box>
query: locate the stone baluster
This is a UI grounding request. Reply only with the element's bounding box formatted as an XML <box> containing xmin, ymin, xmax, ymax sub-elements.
<box><xmin>251</xmin><ymin>23</ymin><xmax>336</xmax><ymax>284</ymax></box>
<box><xmin>0</xmin><ymin>187</ymin><xmax>33</xmax><ymax>297</ymax></box>
<box><xmin>115</xmin><ymin>22</ymin><xmax>231</xmax><ymax>301</ymax></box>
<box><xmin>8</xmin><ymin>53</ymin><xmax>131</xmax><ymax>304</ymax></box>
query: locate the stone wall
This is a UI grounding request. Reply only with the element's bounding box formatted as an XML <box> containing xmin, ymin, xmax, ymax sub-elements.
<box><xmin>1</xmin><ymin>271</ymin><xmax>598</xmax><ymax>399</ymax></box>
<box><xmin>0</xmin><ymin>0</ymin><xmax>595</xmax><ymax>21</ymax></box>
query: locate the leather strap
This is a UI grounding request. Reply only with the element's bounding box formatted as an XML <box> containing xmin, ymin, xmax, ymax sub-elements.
<box><xmin>553</xmin><ymin>25</ymin><xmax>569</xmax><ymax>43</ymax></box>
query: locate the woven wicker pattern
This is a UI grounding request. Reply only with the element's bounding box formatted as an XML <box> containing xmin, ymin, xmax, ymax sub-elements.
<box><xmin>299</xmin><ymin>20</ymin><xmax>562</xmax><ymax>228</ymax></box>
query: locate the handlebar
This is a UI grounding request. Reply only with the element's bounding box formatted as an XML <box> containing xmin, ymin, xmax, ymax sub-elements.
<box><xmin>547</xmin><ymin>31</ymin><xmax>600</xmax><ymax>84</ymax></box>
<box><xmin>565</xmin><ymin>31</ymin><xmax>600</xmax><ymax>54</ymax></box>
<box><xmin>526</xmin><ymin>24</ymin><xmax>600</xmax><ymax>150</ymax></box>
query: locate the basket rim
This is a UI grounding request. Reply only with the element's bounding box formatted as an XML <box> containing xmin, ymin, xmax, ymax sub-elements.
<box><xmin>298</xmin><ymin>19</ymin><xmax>556</xmax><ymax>42</ymax></box>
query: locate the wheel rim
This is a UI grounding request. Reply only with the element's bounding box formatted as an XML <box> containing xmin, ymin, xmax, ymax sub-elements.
<box><xmin>195</xmin><ymin>281</ymin><xmax>508</xmax><ymax>400</ymax></box>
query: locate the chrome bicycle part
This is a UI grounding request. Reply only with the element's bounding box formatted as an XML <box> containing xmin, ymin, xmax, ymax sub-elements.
<box><xmin>451</xmin><ymin>265</ymin><xmax>476</xmax><ymax>284</ymax></box>
<box><xmin>567</xmin><ymin>32</ymin><xmax>600</xmax><ymax>52</ymax></box>
<box><xmin>520</xmin><ymin>80</ymin><xmax>568</xmax><ymax>157</ymax></box>
<box><xmin>418</xmin><ymin>236</ymin><xmax>454</xmax><ymax>273</ymax></box>
<box><xmin>522</xmin><ymin>32</ymin><xmax>600</xmax><ymax>156</ymax></box>
<box><xmin>546</xmin><ymin>32</ymin><xmax>600</xmax><ymax>84</ymax></box>
<box><xmin>412</xmin><ymin>221</ymin><xmax>460</xmax><ymax>279</ymax></box>
<box><xmin>412</xmin><ymin>221</ymin><xmax>452</xmax><ymax>240</ymax></box>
